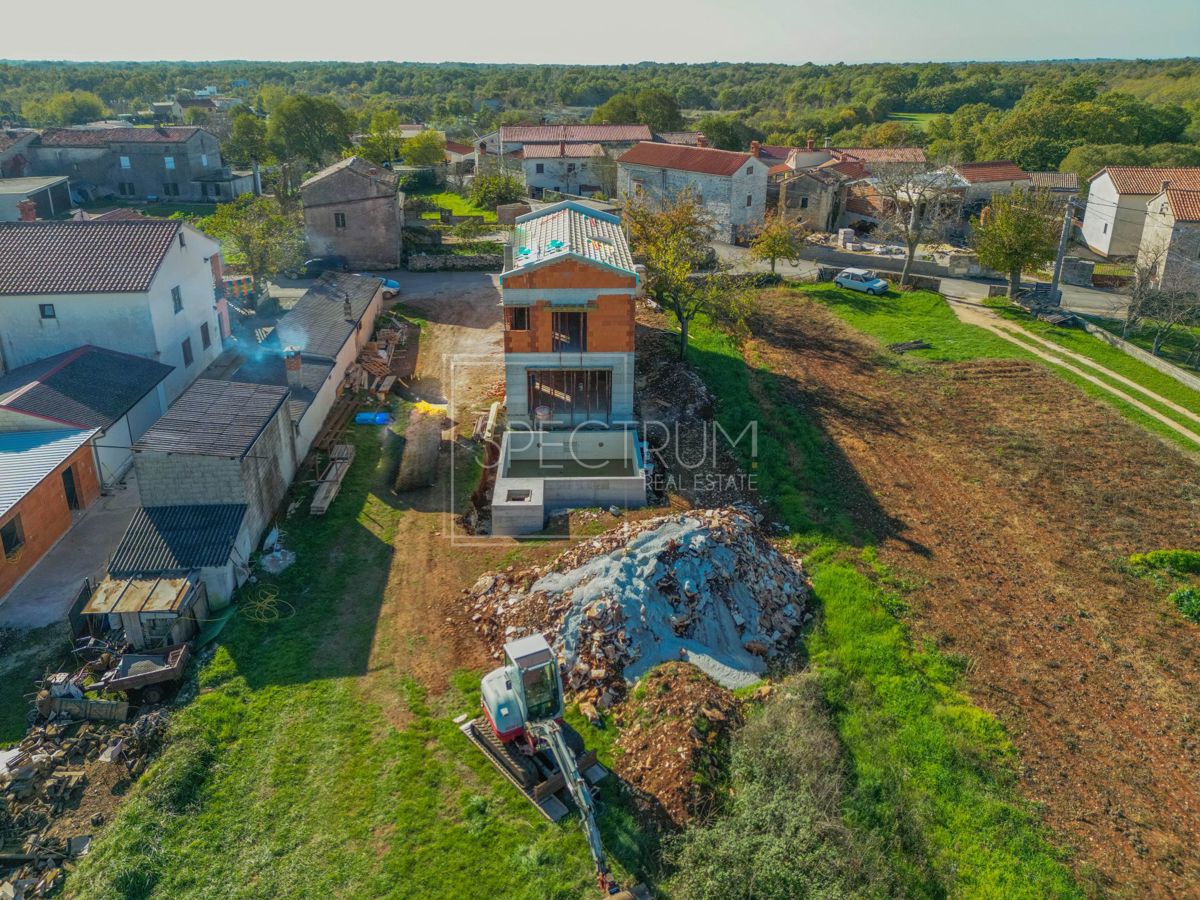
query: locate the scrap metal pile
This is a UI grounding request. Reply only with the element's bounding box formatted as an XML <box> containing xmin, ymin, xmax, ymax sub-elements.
<box><xmin>465</xmin><ymin>507</ymin><xmax>811</xmax><ymax>709</ymax></box>
<box><xmin>0</xmin><ymin>710</ymin><xmax>169</xmax><ymax>898</ymax></box>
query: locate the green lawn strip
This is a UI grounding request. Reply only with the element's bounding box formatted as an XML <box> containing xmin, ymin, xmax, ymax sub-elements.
<box><xmin>987</xmin><ymin>304</ymin><xmax>1200</xmax><ymax>416</ymax></box>
<box><xmin>886</xmin><ymin>112</ymin><xmax>939</xmax><ymax>131</ymax></box>
<box><xmin>71</xmin><ymin>414</ymin><xmax>639</xmax><ymax>897</ymax></box>
<box><xmin>1083</xmin><ymin>314</ymin><xmax>1200</xmax><ymax>376</ymax></box>
<box><xmin>685</xmin><ymin>310</ymin><xmax>1081</xmax><ymax>896</ymax></box>
<box><xmin>411</xmin><ymin>189</ymin><xmax>498</xmax><ymax>223</ymax></box>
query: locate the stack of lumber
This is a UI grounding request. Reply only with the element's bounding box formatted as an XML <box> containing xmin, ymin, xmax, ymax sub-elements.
<box><xmin>310</xmin><ymin>444</ymin><xmax>356</xmax><ymax>515</ymax></box>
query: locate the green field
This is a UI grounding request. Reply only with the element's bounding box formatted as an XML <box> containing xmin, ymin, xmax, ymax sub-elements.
<box><xmin>411</xmin><ymin>189</ymin><xmax>498</xmax><ymax>223</ymax></box>
<box><xmin>886</xmin><ymin>112</ymin><xmax>940</xmax><ymax>131</ymax></box>
<box><xmin>1084</xmin><ymin>314</ymin><xmax>1200</xmax><ymax>376</ymax></box>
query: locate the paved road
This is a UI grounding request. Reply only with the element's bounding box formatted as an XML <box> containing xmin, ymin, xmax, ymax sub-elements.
<box><xmin>711</xmin><ymin>242</ymin><xmax>1130</xmax><ymax>317</ymax></box>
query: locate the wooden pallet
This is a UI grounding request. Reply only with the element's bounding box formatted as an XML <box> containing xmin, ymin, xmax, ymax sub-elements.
<box><xmin>310</xmin><ymin>444</ymin><xmax>356</xmax><ymax>515</ymax></box>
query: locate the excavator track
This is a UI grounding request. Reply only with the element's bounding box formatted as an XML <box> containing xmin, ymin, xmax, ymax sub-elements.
<box><xmin>467</xmin><ymin>716</ymin><xmax>539</xmax><ymax>789</ymax></box>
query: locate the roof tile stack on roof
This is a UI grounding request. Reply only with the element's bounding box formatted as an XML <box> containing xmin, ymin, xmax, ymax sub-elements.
<box><xmin>37</xmin><ymin>126</ymin><xmax>203</xmax><ymax>147</ymax></box>
<box><xmin>1166</xmin><ymin>189</ymin><xmax>1200</xmax><ymax>223</ymax></box>
<box><xmin>501</xmin><ymin>124</ymin><xmax>652</xmax><ymax>144</ymax></box>
<box><xmin>135</xmin><ymin>380</ymin><xmax>289</xmax><ymax>458</ymax></box>
<box><xmin>0</xmin><ymin>429</ymin><xmax>98</xmax><ymax>518</ymax></box>
<box><xmin>0</xmin><ymin>220</ymin><xmax>183</xmax><ymax>294</ymax></box>
<box><xmin>508</xmin><ymin>201</ymin><xmax>635</xmax><ymax>276</ymax></box>
<box><xmin>618</xmin><ymin>142</ymin><xmax>754</xmax><ymax>177</ymax></box>
<box><xmin>1028</xmin><ymin>172</ymin><xmax>1079</xmax><ymax>191</ymax></box>
<box><xmin>0</xmin><ymin>346</ymin><xmax>172</xmax><ymax>429</ymax></box>
<box><xmin>1099</xmin><ymin>166</ymin><xmax>1200</xmax><ymax>194</ymax></box>
<box><xmin>952</xmin><ymin>161</ymin><xmax>1029</xmax><ymax>184</ymax></box>
<box><xmin>108</xmin><ymin>504</ymin><xmax>248</xmax><ymax>575</ymax></box>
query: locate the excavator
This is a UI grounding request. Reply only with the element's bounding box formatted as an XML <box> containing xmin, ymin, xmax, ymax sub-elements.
<box><xmin>461</xmin><ymin>634</ymin><xmax>634</xmax><ymax>897</ymax></box>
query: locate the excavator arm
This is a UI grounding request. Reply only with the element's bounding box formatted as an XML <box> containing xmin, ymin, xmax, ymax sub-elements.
<box><xmin>530</xmin><ymin>719</ymin><xmax>618</xmax><ymax>894</ymax></box>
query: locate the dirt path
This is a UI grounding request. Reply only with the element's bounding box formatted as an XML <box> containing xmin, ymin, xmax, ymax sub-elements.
<box><xmin>750</xmin><ymin>296</ymin><xmax>1200</xmax><ymax>895</ymax></box>
<box><xmin>948</xmin><ymin>298</ymin><xmax>1200</xmax><ymax>447</ymax></box>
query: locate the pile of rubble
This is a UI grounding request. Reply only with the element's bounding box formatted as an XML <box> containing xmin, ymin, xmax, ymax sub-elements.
<box><xmin>465</xmin><ymin>507</ymin><xmax>810</xmax><ymax>708</ymax></box>
<box><xmin>610</xmin><ymin>662</ymin><xmax>744</xmax><ymax>828</ymax></box>
<box><xmin>1</xmin><ymin>709</ymin><xmax>169</xmax><ymax>897</ymax></box>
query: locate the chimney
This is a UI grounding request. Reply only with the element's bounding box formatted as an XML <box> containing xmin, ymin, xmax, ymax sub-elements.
<box><xmin>750</xmin><ymin>140</ymin><xmax>761</xmax><ymax>158</ymax></box>
<box><xmin>283</xmin><ymin>348</ymin><xmax>303</xmax><ymax>390</ymax></box>
<box><xmin>559</xmin><ymin>139</ymin><xmax>566</xmax><ymax>156</ymax></box>
<box><xmin>696</xmin><ymin>135</ymin><xmax>707</xmax><ymax>149</ymax></box>
<box><xmin>806</xmin><ymin>137</ymin><xmax>814</xmax><ymax>151</ymax></box>
<box><xmin>503</xmin><ymin>243</ymin><xmax>514</xmax><ymax>271</ymax></box>
<box><xmin>823</xmin><ymin>135</ymin><xmax>831</xmax><ymax>149</ymax></box>
<box><xmin>1161</xmin><ymin>179</ymin><xmax>1172</xmax><ymax>194</ymax></box>
<box><xmin>343</xmin><ymin>295</ymin><xmax>353</xmax><ymax>320</ymax></box>
<box><xmin>16</xmin><ymin>199</ymin><xmax>37</xmax><ymax>222</ymax></box>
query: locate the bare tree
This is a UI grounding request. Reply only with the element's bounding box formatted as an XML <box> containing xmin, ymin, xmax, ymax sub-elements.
<box><xmin>868</xmin><ymin>163</ymin><xmax>963</xmax><ymax>286</ymax></box>
<box><xmin>1124</xmin><ymin>240</ymin><xmax>1200</xmax><ymax>355</ymax></box>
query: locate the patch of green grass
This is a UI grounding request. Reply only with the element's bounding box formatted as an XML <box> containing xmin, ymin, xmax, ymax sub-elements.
<box><xmin>1124</xmin><ymin>550</ymin><xmax>1200</xmax><ymax>625</ymax></box>
<box><xmin>886</xmin><ymin>112</ymin><xmax>939</xmax><ymax>131</ymax></box>
<box><xmin>0</xmin><ymin>624</ymin><xmax>70</xmax><ymax>744</ymax></box>
<box><xmin>796</xmin><ymin>283</ymin><xmax>1031</xmax><ymax>362</ymax></box>
<box><xmin>1169</xmin><ymin>587</ymin><xmax>1200</xmax><ymax>623</ymax></box>
<box><xmin>680</xmin><ymin>307</ymin><xmax>1081</xmax><ymax>897</ymax></box>
<box><xmin>412</xmin><ymin>190</ymin><xmax>498</xmax><ymax>223</ymax></box>
<box><xmin>1086</xmin><ymin>314</ymin><xmax>1200</xmax><ymax>376</ymax></box>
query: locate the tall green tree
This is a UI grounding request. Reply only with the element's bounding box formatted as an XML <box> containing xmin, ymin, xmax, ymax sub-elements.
<box><xmin>223</xmin><ymin>113</ymin><xmax>268</xmax><ymax>167</ymax></box>
<box><xmin>750</xmin><ymin>214</ymin><xmax>806</xmax><ymax>273</ymax></box>
<box><xmin>266</xmin><ymin>95</ymin><xmax>352</xmax><ymax>170</ymax></box>
<box><xmin>23</xmin><ymin>90</ymin><xmax>106</xmax><ymax>126</ymax></box>
<box><xmin>202</xmin><ymin>196</ymin><xmax>303</xmax><ymax>307</ymax></box>
<box><xmin>402</xmin><ymin>130</ymin><xmax>447</xmax><ymax>166</ymax></box>
<box><xmin>971</xmin><ymin>190</ymin><xmax>1062</xmax><ymax>298</ymax></box>
<box><xmin>592</xmin><ymin>89</ymin><xmax>683</xmax><ymax>134</ymax></box>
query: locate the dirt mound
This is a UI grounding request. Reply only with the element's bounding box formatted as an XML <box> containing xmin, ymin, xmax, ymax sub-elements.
<box><xmin>464</xmin><ymin>507</ymin><xmax>810</xmax><ymax>708</ymax></box>
<box><xmin>610</xmin><ymin>663</ymin><xmax>742</xmax><ymax>828</ymax></box>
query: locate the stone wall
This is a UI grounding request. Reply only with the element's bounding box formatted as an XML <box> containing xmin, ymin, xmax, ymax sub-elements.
<box><xmin>406</xmin><ymin>253</ymin><xmax>502</xmax><ymax>272</ymax></box>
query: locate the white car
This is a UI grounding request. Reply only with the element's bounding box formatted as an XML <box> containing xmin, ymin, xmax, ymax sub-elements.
<box><xmin>834</xmin><ymin>268</ymin><xmax>889</xmax><ymax>295</ymax></box>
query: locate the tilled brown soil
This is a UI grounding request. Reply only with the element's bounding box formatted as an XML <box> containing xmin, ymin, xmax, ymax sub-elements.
<box><xmin>747</xmin><ymin>295</ymin><xmax>1200</xmax><ymax>895</ymax></box>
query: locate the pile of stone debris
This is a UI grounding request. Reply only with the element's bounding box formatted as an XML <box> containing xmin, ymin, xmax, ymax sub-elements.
<box><xmin>464</xmin><ymin>507</ymin><xmax>811</xmax><ymax>709</ymax></box>
<box><xmin>0</xmin><ymin>709</ymin><xmax>169</xmax><ymax>898</ymax></box>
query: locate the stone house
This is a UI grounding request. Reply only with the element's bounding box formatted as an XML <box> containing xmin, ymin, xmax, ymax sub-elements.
<box><xmin>301</xmin><ymin>156</ymin><xmax>404</xmax><ymax>269</ymax></box>
<box><xmin>1139</xmin><ymin>187</ymin><xmax>1200</xmax><ymax>291</ymax></box>
<box><xmin>1083</xmin><ymin>166</ymin><xmax>1200</xmax><ymax>258</ymax></box>
<box><xmin>27</xmin><ymin>126</ymin><xmax>248</xmax><ymax>203</ymax></box>
<box><xmin>0</xmin><ymin>428</ymin><xmax>101</xmax><ymax>601</ymax></box>
<box><xmin>478</xmin><ymin>124</ymin><xmax>652</xmax><ymax>160</ymax></box>
<box><xmin>0</xmin><ymin>219</ymin><xmax>224</xmax><ymax>403</ymax></box>
<box><xmin>617</xmin><ymin>142</ymin><xmax>768</xmax><ymax>243</ymax></box>
<box><xmin>520</xmin><ymin>142</ymin><xmax>612</xmax><ymax>197</ymax></box>
<box><xmin>774</xmin><ymin>166</ymin><xmax>848</xmax><ymax>232</ymax></box>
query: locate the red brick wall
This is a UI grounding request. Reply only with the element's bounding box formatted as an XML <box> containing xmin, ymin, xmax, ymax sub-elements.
<box><xmin>503</xmin><ymin>295</ymin><xmax>634</xmax><ymax>354</ymax></box>
<box><xmin>0</xmin><ymin>444</ymin><xmax>100</xmax><ymax>598</ymax></box>
<box><xmin>502</xmin><ymin>257</ymin><xmax>637</xmax><ymax>291</ymax></box>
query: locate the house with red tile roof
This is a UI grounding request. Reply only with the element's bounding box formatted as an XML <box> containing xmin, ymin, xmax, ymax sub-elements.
<box><xmin>1139</xmin><ymin>187</ymin><xmax>1200</xmax><ymax>291</ymax></box>
<box><xmin>0</xmin><ymin>220</ymin><xmax>223</xmax><ymax>402</ymax></box>
<box><xmin>1083</xmin><ymin>166</ymin><xmax>1200</xmax><ymax>257</ymax></box>
<box><xmin>943</xmin><ymin>161</ymin><xmax>1031</xmax><ymax>202</ymax></box>
<box><xmin>617</xmin><ymin>142</ymin><xmax>768</xmax><ymax>242</ymax></box>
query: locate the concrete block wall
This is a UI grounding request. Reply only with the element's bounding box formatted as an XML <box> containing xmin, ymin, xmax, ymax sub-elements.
<box><xmin>134</xmin><ymin>451</ymin><xmax>245</xmax><ymax>507</ymax></box>
<box><xmin>503</xmin><ymin>352</ymin><xmax>636</xmax><ymax>424</ymax></box>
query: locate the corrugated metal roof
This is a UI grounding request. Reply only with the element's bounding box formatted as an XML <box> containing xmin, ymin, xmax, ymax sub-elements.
<box><xmin>83</xmin><ymin>573</ymin><xmax>195</xmax><ymax>615</ymax></box>
<box><xmin>108</xmin><ymin>504</ymin><xmax>246</xmax><ymax>575</ymax></box>
<box><xmin>1029</xmin><ymin>172</ymin><xmax>1079</xmax><ymax>191</ymax></box>
<box><xmin>274</xmin><ymin>272</ymin><xmax>381</xmax><ymax>360</ymax></box>
<box><xmin>504</xmin><ymin>201</ymin><xmax>635</xmax><ymax>279</ymax></box>
<box><xmin>0</xmin><ymin>176</ymin><xmax>68</xmax><ymax>195</ymax></box>
<box><xmin>134</xmin><ymin>379</ymin><xmax>288</xmax><ymax>457</ymax></box>
<box><xmin>0</xmin><ymin>428</ymin><xmax>98</xmax><ymax>518</ymax></box>
<box><xmin>0</xmin><ymin>220</ymin><xmax>181</xmax><ymax>295</ymax></box>
<box><xmin>0</xmin><ymin>345</ymin><xmax>172</xmax><ymax>429</ymax></box>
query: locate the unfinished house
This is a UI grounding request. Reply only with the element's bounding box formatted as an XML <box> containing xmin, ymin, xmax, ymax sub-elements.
<box><xmin>491</xmin><ymin>201</ymin><xmax>647</xmax><ymax>535</ymax></box>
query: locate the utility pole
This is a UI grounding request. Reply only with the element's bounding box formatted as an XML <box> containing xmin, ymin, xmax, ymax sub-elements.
<box><xmin>1050</xmin><ymin>197</ymin><xmax>1082</xmax><ymax>307</ymax></box>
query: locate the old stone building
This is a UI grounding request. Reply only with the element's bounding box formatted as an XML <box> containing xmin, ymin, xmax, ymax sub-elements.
<box><xmin>300</xmin><ymin>156</ymin><xmax>404</xmax><ymax>269</ymax></box>
<box><xmin>774</xmin><ymin>167</ymin><xmax>847</xmax><ymax>232</ymax></box>
<box><xmin>1139</xmin><ymin>187</ymin><xmax>1200</xmax><ymax>291</ymax></box>
<box><xmin>617</xmin><ymin>142</ymin><xmax>767</xmax><ymax>243</ymax></box>
<box><xmin>25</xmin><ymin>126</ymin><xmax>250</xmax><ymax>203</ymax></box>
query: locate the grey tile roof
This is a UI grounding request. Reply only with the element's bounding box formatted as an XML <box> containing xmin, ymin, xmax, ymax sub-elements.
<box><xmin>38</xmin><ymin>126</ymin><xmax>204</xmax><ymax>147</ymax></box>
<box><xmin>134</xmin><ymin>379</ymin><xmax>288</xmax><ymax>458</ymax></box>
<box><xmin>108</xmin><ymin>504</ymin><xmax>247</xmax><ymax>575</ymax></box>
<box><xmin>507</xmin><ymin>201</ymin><xmax>635</xmax><ymax>277</ymax></box>
<box><xmin>0</xmin><ymin>428</ymin><xmax>98</xmax><ymax>518</ymax></box>
<box><xmin>1029</xmin><ymin>172</ymin><xmax>1079</xmax><ymax>191</ymax></box>
<box><xmin>274</xmin><ymin>272</ymin><xmax>382</xmax><ymax>360</ymax></box>
<box><xmin>0</xmin><ymin>345</ymin><xmax>172</xmax><ymax>430</ymax></box>
<box><xmin>226</xmin><ymin>332</ymin><xmax>335</xmax><ymax>426</ymax></box>
<box><xmin>0</xmin><ymin>220</ymin><xmax>182</xmax><ymax>295</ymax></box>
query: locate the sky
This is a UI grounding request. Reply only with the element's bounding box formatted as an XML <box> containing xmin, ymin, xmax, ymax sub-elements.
<box><xmin>4</xmin><ymin>0</ymin><xmax>1198</xmax><ymax>65</ymax></box>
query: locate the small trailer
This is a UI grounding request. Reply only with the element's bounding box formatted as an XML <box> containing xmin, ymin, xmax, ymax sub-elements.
<box><xmin>100</xmin><ymin>644</ymin><xmax>190</xmax><ymax>704</ymax></box>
